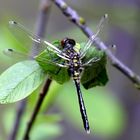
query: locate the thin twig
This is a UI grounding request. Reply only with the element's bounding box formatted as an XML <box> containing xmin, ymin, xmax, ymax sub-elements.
<box><xmin>52</xmin><ymin>0</ymin><xmax>140</xmax><ymax>89</ymax></box>
<box><xmin>23</xmin><ymin>79</ymin><xmax>52</xmax><ymax>140</ymax></box>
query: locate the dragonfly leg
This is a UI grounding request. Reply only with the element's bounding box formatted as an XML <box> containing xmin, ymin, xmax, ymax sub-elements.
<box><xmin>44</xmin><ymin>60</ymin><xmax>68</xmax><ymax>68</ymax></box>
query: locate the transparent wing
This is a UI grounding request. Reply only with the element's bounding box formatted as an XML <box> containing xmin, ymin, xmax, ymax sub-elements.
<box><xmin>80</xmin><ymin>14</ymin><xmax>108</xmax><ymax>58</ymax></box>
<box><xmin>9</xmin><ymin>21</ymin><xmax>70</xmax><ymax>61</ymax></box>
<box><xmin>4</xmin><ymin>48</ymin><xmax>68</xmax><ymax>68</ymax></box>
<box><xmin>82</xmin><ymin>57</ymin><xmax>100</xmax><ymax>66</ymax></box>
<box><xmin>35</xmin><ymin>56</ymin><xmax>69</xmax><ymax>68</ymax></box>
<box><xmin>3</xmin><ymin>48</ymin><xmax>30</xmax><ymax>59</ymax></box>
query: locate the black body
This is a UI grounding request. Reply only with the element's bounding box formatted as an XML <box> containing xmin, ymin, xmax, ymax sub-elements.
<box><xmin>62</xmin><ymin>38</ymin><xmax>90</xmax><ymax>133</ymax></box>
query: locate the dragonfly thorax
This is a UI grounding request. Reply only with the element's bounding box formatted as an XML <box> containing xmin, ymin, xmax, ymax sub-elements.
<box><xmin>61</xmin><ymin>38</ymin><xmax>82</xmax><ymax>80</ymax></box>
<box><xmin>61</xmin><ymin>38</ymin><xmax>76</xmax><ymax>48</ymax></box>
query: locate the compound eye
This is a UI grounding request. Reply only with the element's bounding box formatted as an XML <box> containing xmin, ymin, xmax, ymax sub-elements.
<box><xmin>61</xmin><ymin>38</ymin><xmax>68</xmax><ymax>47</ymax></box>
<box><xmin>61</xmin><ymin>38</ymin><xmax>76</xmax><ymax>47</ymax></box>
<box><xmin>67</xmin><ymin>39</ymin><xmax>76</xmax><ymax>46</ymax></box>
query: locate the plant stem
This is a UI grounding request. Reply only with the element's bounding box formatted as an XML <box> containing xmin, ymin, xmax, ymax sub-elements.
<box><xmin>23</xmin><ymin>79</ymin><xmax>52</xmax><ymax>140</ymax></box>
<box><xmin>52</xmin><ymin>0</ymin><xmax>140</xmax><ymax>89</ymax></box>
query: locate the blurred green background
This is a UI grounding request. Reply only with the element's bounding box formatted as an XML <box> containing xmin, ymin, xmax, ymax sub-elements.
<box><xmin>0</xmin><ymin>0</ymin><xmax>140</xmax><ymax>140</ymax></box>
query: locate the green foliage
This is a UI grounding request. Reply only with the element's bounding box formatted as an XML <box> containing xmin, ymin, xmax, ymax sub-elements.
<box><xmin>35</xmin><ymin>40</ymin><xmax>70</xmax><ymax>84</ymax></box>
<box><xmin>36</xmin><ymin>41</ymin><xmax>108</xmax><ymax>88</ymax></box>
<box><xmin>0</xmin><ymin>38</ymin><xmax>108</xmax><ymax>104</ymax></box>
<box><xmin>0</xmin><ymin>60</ymin><xmax>45</xmax><ymax>104</ymax></box>
<box><xmin>80</xmin><ymin>42</ymin><xmax>108</xmax><ymax>89</ymax></box>
<box><xmin>35</xmin><ymin>48</ymin><xmax>70</xmax><ymax>84</ymax></box>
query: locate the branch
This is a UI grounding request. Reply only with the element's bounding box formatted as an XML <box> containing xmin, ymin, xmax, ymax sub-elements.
<box><xmin>23</xmin><ymin>79</ymin><xmax>52</xmax><ymax>140</ymax></box>
<box><xmin>52</xmin><ymin>0</ymin><xmax>140</xmax><ymax>89</ymax></box>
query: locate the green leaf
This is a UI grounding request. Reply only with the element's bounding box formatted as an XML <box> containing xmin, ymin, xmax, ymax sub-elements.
<box><xmin>35</xmin><ymin>42</ymin><xmax>70</xmax><ymax>84</ymax></box>
<box><xmin>80</xmin><ymin>42</ymin><xmax>108</xmax><ymax>89</ymax></box>
<box><xmin>36</xmin><ymin>41</ymin><xmax>108</xmax><ymax>88</ymax></box>
<box><xmin>0</xmin><ymin>60</ymin><xmax>45</xmax><ymax>104</ymax></box>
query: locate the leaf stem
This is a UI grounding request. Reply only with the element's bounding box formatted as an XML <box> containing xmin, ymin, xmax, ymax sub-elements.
<box><xmin>52</xmin><ymin>0</ymin><xmax>140</xmax><ymax>89</ymax></box>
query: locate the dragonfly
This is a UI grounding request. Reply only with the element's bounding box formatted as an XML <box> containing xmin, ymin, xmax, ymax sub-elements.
<box><xmin>6</xmin><ymin>14</ymin><xmax>108</xmax><ymax>134</ymax></box>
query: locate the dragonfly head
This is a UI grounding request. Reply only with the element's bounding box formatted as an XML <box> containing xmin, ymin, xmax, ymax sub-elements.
<box><xmin>61</xmin><ymin>38</ymin><xmax>76</xmax><ymax>49</ymax></box>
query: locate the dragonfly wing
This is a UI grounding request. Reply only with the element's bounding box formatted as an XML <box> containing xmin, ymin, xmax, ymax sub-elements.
<box><xmin>80</xmin><ymin>14</ymin><xmax>108</xmax><ymax>58</ymax></box>
<box><xmin>35</xmin><ymin>49</ymin><xmax>69</xmax><ymax>68</ymax></box>
<box><xmin>82</xmin><ymin>57</ymin><xmax>100</xmax><ymax>66</ymax></box>
<box><xmin>9</xmin><ymin>21</ymin><xmax>39</xmax><ymax>51</ymax></box>
<box><xmin>9</xmin><ymin>21</ymin><xmax>70</xmax><ymax>60</ymax></box>
<box><xmin>3</xmin><ymin>48</ymin><xmax>68</xmax><ymax>68</ymax></box>
<box><xmin>3</xmin><ymin>48</ymin><xmax>30</xmax><ymax>60</ymax></box>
